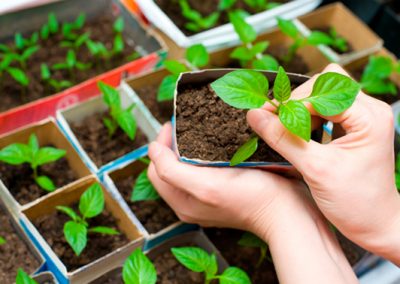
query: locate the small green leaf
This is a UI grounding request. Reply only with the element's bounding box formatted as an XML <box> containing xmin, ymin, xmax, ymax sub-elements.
<box><xmin>230</xmin><ymin>136</ymin><xmax>258</xmax><ymax>166</ymax></box>
<box><xmin>186</xmin><ymin>44</ymin><xmax>209</xmax><ymax>68</ymax></box>
<box><xmin>362</xmin><ymin>55</ymin><xmax>393</xmax><ymax>80</ymax></box>
<box><xmin>171</xmin><ymin>247</ymin><xmax>213</xmax><ymax>273</ymax></box>
<box><xmin>206</xmin><ymin>254</ymin><xmax>218</xmax><ymax>280</ymax></box>
<box><xmin>64</xmin><ymin>221</ymin><xmax>87</xmax><ymax>256</ymax></box>
<box><xmin>103</xmin><ymin>117</ymin><xmax>118</xmax><ymax>137</ymax></box>
<box><xmin>273</xmin><ymin>66</ymin><xmax>291</xmax><ymax>103</ymax></box>
<box><xmin>0</xmin><ymin>143</ymin><xmax>31</xmax><ymax>165</ymax></box>
<box><xmin>139</xmin><ymin>157</ymin><xmax>151</xmax><ymax>165</ymax></box>
<box><xmin>56</xmin><ymin>206</ymin><xmax>80</xmax><ymax>222</ymax></box>
<box><xmin>0</xmin><ymin>236</ymin><xmax>6</xmax><ymax>245</ymax></box>
<box><xmin>21</xmin><ymin>46</ymin><xmax>39</xmax><ymax>61</ymax></box>
<box><xmin>164</xmin><ymin>60</ymin><xmax>188</xmax><ymax>75</ymax></box>
<box><xmin>157</xmin><ymin>74</ymin><xmax>179</xmax><ymax>102</ymax></box>
<box><xmin>113</xmin><ymin>17</ymin><xmax>124</xmax><ymax>33</ymax></box>
<box><xmin>116</xmin><ymin>110</ymin><xmax>137</xmax><ymax>140</ymax></box>
<box><xmin>76</xmin><ymin>32</ymin><xmax>90</xmax><ymax>47</ymax></box>
<box><xmin>34</xmin><ymin>147</ymin><xmax>66</xmax><ymax>166</ymax></box>
<box><xmin>48</xmin><ymin>13</ymin><xmax>59</xmax><ymax>33</ymax></box>
<box><xmin>7</xmin><ymin>68</ymin><xmax>29</xmax><ymax>86</ymax></box>
<box><xmin>132</xmin><ymin>169</ymin><xmax>160</xmax><ymax>201</ymax></box>
<box><xmin>41</xmin><ymin>64</ymin><xmax>51</xmax><ymax>80</ymax></box>
<box><xmin>74</xmin><ymin>13</ymin><xmax>86</xmax><ymax>29</ymax></box>
<box><xmin>35</xmin><ymin>175</ymin><xmax>56</xmax><ymax>192</ymax></box>
<box><xmin>307</xmin><ymin>31</ymin><xmax>334</xmax><ymax>46</ymax></box>
<box><xmin>250</xmin><ymin>41</ymin><xmax>269</xmax><ymax>56</ymax></box>
<box><xmin>230</xmin><ymin>46</ymin><xmax>253</xmax><ymax>61</ymax></box>
<box><xmin>123</xmin><ymin>248</ymin><xmax>157</xmax><ymax>284</ymax></box>
<box><xmin>98</xmin><ymin>81</ymin><xmax>121</xmax><ymax>107</ymax></box>
<box><xmin>362</xmin><ymin>79</ymin><xmax>397</xmax><ymax>95</ymax></box>
<box><xmin>211</xmin><ymin>70</ymin><xmax>269</xmax><ymax>109</ymax></box>
<box><xmin>200</xmin><ymin>12</ymin><xmax>220</xmax><ymax>29</ymax></box>
<box><xmin>28</xmin><ymin>134</ymin><xmax>39</xmax><ymax>155</ymax></box>
<box><xmin>41</xmin><ymin>24</ymin><xmax>50</xmax><ymax>40</ymax></box>
<box><xmin>238</xmin><ymin>232</ymin><xmax>267</xmax><ymax>249</ymax></box>
<box><xmin>113</xmin><ymin>34</ymin><xmax>124</xmax><ymax>54</ymax></box>
<box><xmin>218</xmin><ymin>0</ymin><xmax>237</xmax><ymax>10</ymax></box>
<box><xmin>15</xmin><ymin>268</ymin><xmax>38</xmax><ymax>284</ymax></box>
<box><xmin>76</xmin><ymin>61</ymin><xmax>91</xmax><ymax>70</ymax></box>
<box><xmin>229</xmin><ymin>11</ymin><xmax>257</xmax><ymax>44</ymax></box>
<box><xmin>79</xmin><ymin>183</ymin><xmax>105</xmax><ymax>219</ymax></box>
<box><xmin>279</xmin><ymin>100</ymin><xmax>311</xmax><ymax>141</ymax></box>
<box><xmin>15</xmin><ymin>33</ymin><xmax>24</xmax><ymax>49</ymax></box>
<box><xmin>66</xmin><ymin>50</ymin><xmax>76</xmax><ymax>68</ymax></box>
<box><xmin>252</xmin><ymin>55</ymin><xmax>279</xmax><ymax>71</ymax></box>
<box><xmin>277</xmin><ymin>17</ymin><xmax>299</xmax><ymax>39</ymax></box>
<box><xmin>219</xmin><ymin>267</ymin><xmax>251</xmax><ymax>284</ymax></box>
<box><xmin>88</xmin><ymin>226</ymin><xmax>119</xmax><ymax>235</ymax></box>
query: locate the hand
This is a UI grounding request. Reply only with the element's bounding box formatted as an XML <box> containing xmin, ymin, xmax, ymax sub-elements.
<box><xmin>247</xmin><ymin>64</ymin><xmax>400</xmax><ymax>264</ymax></box>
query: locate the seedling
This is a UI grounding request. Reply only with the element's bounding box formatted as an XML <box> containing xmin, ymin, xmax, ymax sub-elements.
<box><xmin>238</xmin><ymin>232</ymin><xmax>271</xmax><ymax>267</ymax></box>
<box><xmin>0</xmin><ymin>133</ymin><xmax>66</xmax><ymax>191</ymax></box>
<box><xmin>41</xmin><ymin>12</ymin><xmax>59</xmax><ymax>40</ymax></box>
<box><xmin>14</xmin><ymin>32</ymin><xmax>39</xmax><ymax>50</ymax></box>
<box><xmin>179</xmin><ymin>0</ymin><xmax>220</xmax><ymax>32</ymax></box>
<box><xmin>308</xmin><ymin>27</ymin><xmax>348</xmax><ymax>53</ymax></box>
<box><xmin>0</xmin><ymin>54</ymin><xmax>29</xmax><ymax>87</ymax></box>
<box><xmin>113</xmin><ymin>17</ymin><xmax>125</xmax><ymax>55</ymax></box>
<box><xmin>98</xmin><ymin>81</ymin><xmax>137</xmax><ymax>140</ymax></box>
<box><xmin>157</xmin><ymin>44</ymin><xmax>209</xmax><ymax>102</ymax></box>
<box><xmin>1</xmin><ymin>37</ymin><xmax>39</xmax><ymax>70</ymax></box>
<box><xmin>0</xmin><ymin>236</ymin><xmax>5</xmax><ymax>245</ymax></box>
<box><xmin>211</xmin><ymin>67</ymin><xmax>360</xmax><ymax>165</ymax></box>
<box><xmin>229</xmin><ymin>11</ymin><xmax>279</xmax><ymax>71</ymax></box>
<box><xmin>41</xmin><ymin>63</ymin><xmax>72</xmax><ymax>92</ymax></box>
<box><xmin>56</xmin><ymin>183</ymin><xmax>119</xmax><ymax>256</ymax></box>
<box><xmin>172</xmin><ymin>246</ymin><xmax>251</xmax><ymax>284</ymax></box>
<box><xmin>360</xmin><ymin>55</ymin><xmax>400</xmax><ymax>96</ymax></box>
<box><xmin>60</xmin><ymin>32</ymin><xmax>90</xmax><ymax>52</ymax></box>
<box><xmin>52</xmin><ymin>50</ymin><xmax>91</xmax><ymax>80</ymax></box>
<box><xmin>62</xmin><ymin>13</ymin><xmax>86</xmax><ymax>40</ymax></box>
<box><xmin>122</xmin><ymin>248</ymin><xmax>157</xmax><ymax>284</ymax></box>
<box><xmin>15</xmin><ymin>269</ymin><xmax>38</xmax><ymax>284</ymax></box>
<box><xmin>131</xmin><ymin>157</ymin><xmax>160</xmax><ymax>202</ymax></box>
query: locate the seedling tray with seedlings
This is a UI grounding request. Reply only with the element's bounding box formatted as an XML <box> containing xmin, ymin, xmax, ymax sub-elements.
<box><xmin>20</xmin><ymin>176</ymin><xmax>144</xmax><ymax>284</ymax></box>
<box><xmin>0</xmin><ymin>119</ymin><xmax>91</xmax><ymax>214</ymax></box>
<box><xmin>136</xmin><ymin>0</ymin><xmax>322</xmax><ymax>48</ymax></box>
<box><xmin>294</xmin><ymin>3</ymin><xmax>383</xmax><ymax>64</ymax></box>
<box><xmin>57</xmin><ymin>82</ymin><xmax>157</xmax><ymax>174</ymax></box>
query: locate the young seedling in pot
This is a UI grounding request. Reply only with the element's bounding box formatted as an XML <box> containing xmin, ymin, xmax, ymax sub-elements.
<box><xmin>98</xmin><ymin>81</ymin><xmax>137</xmax><ymax>140</ymax></box>
<box><xmin>0</xmin><ymin>134</ymin><xmax>66</xmax><ymax>191</ymax></box>
<box><xmin>238</xmin><ymin>232</ymin><xmax>271</xmax><ymax>268</ymax></box>
<box><xmin>229</xmin><ymin>11</ymin><xmax>279</xmax><ymax>71</ymax></box>
<box><xmin>15</xmin><ymin>268</ymin><xmax>38</xmax><ymax>284</ymax></box>
<box><xmin>157</xmin><ymin>43</ymin><xmax>209</xmax><ymax>102</ymax></box>
<box><xmin>122</xmin><ymin>248</ymin><xmax>157</xmax><ymax>284</ymax></box>
<box><xmin>60</xmin><ymin>32</ymin><xmax>90</xmax><ymax>52</ymax></box>
<box><xmin>0</xmin><ymin>54</ymin><xmax>29</xmax><ymax>88</ymax></box>
<box><xmin>172</xmin><ymin>246</ymin><xmax>252</xmax><ymax>284</ymax></box>
<box><xmin>62</xmin><ymin>13</ymin><xmax>86</xmax><ymax>41</ymax></box>
<box><xmin>52</xmin><ymin>50</ymin><xmax>91</xmax><ymax>81</ymax></box>
<box><xmin>131</xmin><ymin>157</ymin><xmax>160</xmax><ymax>202</ymax></box>
<box><xmin>179</xmin><ymin>0</ymin><xmax>220</xmax><ymax>32</ymax></box>
<box><xmin>41</xmin><ymin>63</ymin><xmax>72</xmax><ymax>92</ymax></box>
<box><xmin>219</xmin><ymin>0</ymin><xmax>280</xmax><ymax>12</ymax></box>
<box><xmin>359</xmin><ymin>55</ymin><xmax>400</xmax><ymax>96</ymax></box>
<box><xmin>1</xmin><ymin>35</ymin><xmax>40</xmax><ymax>71</ymax></box>
<box><xmin>40</xmin><ymin>12</ymin><xmax>59</xmax><ymax>40</ymax></box>
<box><xmin>211</xmin><ymin>67</ymin><xmax>360</xmax><ymax>165</ymax></box>
<box><xmin>56</xmin><ymin>183</ymin><xmax>119</xmax><ymax>256</ymax></box>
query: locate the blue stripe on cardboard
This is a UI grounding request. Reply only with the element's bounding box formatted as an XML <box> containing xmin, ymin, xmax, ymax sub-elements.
<box><xmin>179</xmin><ymin>157</ymin><xmax>292</xmax><ymax>167</ymax></box>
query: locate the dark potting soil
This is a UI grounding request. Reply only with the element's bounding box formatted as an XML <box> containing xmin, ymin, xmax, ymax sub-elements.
<box><xmin>0</xmin><ymin>154</ymin><xmax>77</xmax><ymax>205</ymax></box>
<box><xmin>1</xmin><ymin>14</ymin><xmax>140</xmax><ymax>113</ymax></box>
<box><xmin>268</xmin><ymin>44</ymin><xmax>310</xmax><ymax>74</ymax></box>
<box><xmin>70</xmin><ymin>111</ymin><xmax>148</xmax><ymax>167</ymax></box>
<box><xmin>155</xmin><ymin>0</ymin><xmax>288</xmax><ymax>36</ymax></box>
<box><xmin>33</xmin><ymin>204</ymin><xmax>129</xmax><ymax>272</ymax></box>
<box><xmin>0</xmin><ymin>207</ymin><xmax>40</xmax><ymax>283</ymax></box>
<box><xmin>114</xmin><ymin>172</ymin><xmax>179</xmax><ymax>234</ymax></box>
<box><xmin>313</xmin><ymin>27</ymin><xmax>354</xmax><ymax>55</ymax></box>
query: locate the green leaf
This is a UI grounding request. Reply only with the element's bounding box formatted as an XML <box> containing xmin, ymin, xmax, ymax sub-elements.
<box><xmin>15</xmin><ymin>33</ymin><xmax>24</xmax><ymax>49</ymax></box>
<box><xmin>41</xmin><ymin>24</ymin><xmax>50</xmax><ymax>40</ymax></box>
<box><xmin>307</xmin><ymin>31</ymin><xmax>334</xmax><ymax>46</ymax></box>
<box><xmin>79</xmin><ymin>183</ymin><xmax>105</xmax><ymax>219</ymax></box>
<box><xmin>76</xmin><ymin>32</ymin><xmax>90</xmax><ymax>47</ymax></box>
<box><xmin>7</xmin><ymin>67</ymin><xmax>29</xmax><ymax>86</ymax></box>
<box><xmin>219</xmin><ymin>0</ymin><xmax>237</xmax><ymax>10</ymax></box>
<box><xmin>186</xmin><ymin>44</ymin><xmax>209</xmax><ymax>68</ymax></box>
<box><xmin>230</xmin><ymin>46</ymin><xmax>253</xmax><ymax>61</ymax></box>
<box><xmin>139</xmin><ymin>157</ymin><xmax>151</xmax><ymax>165</ymax></box>
<box><xmin>306</xmin><ymin>72</ymin><xmax>360</xmax><ymax>116</ymax></box>
<box><xmin>41</xmin><ymin>64</ymin><xmax>51</xmax><ymax>80</ymax></box>
<box><xmin>250</xmin><ymin>41</ymin><xmax>269</xmax><ymax>56</ymax></box>
<box><xmin>279</xmin><ymin>100</ymin><xmax>311</xmax><ymax>141</ymax></box>
<box><xmin>56</xmin><ymin>205</ymin><xmax>80</xmax><ymax>222</ymax></box>
<box><xmin>362</xmin><ymin>55</ymin><xmax>393</xmax><ymax>80</ymax></box>
<box><xmin>15</xmin><ymin>268</ymin><xmax>38</xmax><ymax>284</ymax></box>
<box><xmin>395</xmin><ymin>172</ymin><xmax>400</xmax><ymax>190</ymax></box>
<box><xmin>273</xmin><ymin>66</ymin><xmax>291</xmax><ymax>103</ymax></box>
<box><xmin>28</xmin><ymin>134</ymin><xmax>39</xmax><ymax>155</ymax></box>
<box><xmin>185</xmin><ymin>22</ymin><xmax>201</xmax><ymax>32</ymax></box>
<box><xmin>76</xmin><ymin>61</ymin><xmax>91</xmax><ymax>70</ymax></box>
<box><xmin>179</xmin><ymin>0</ymin><xmax>202</xmax><ymax>21</ymax></box>
<box><xmin>277</xmin><ymin>17</ymin><xmax>299</xmax><ymax>39</ymax></box>
<box><xmin>0</xmin><ymin>236</ymin><xmax>6</xmax><ymax>245</ymax></box>
<box><xmin>113</xmin><ymin>17</ymin><xmax>124</xmax><ymax>33</ymax></box>
<box><xmin>362</xmin><ymin>78</ymin><xmax>397</xmax><ymax>95</ymax></box>
<box><xmin>200</xmin><ymin>12</ymin><xmax>220</xmax><ymax>29</ymax></box>
<box><xmin>219</xmin><ymin>267</ymin><xmax>251</xmax><ymax>284</ymax></box>
<box><xmin>74</xmin><ymin>13</ymin><xmax>86</xmax><ymax>29</ymax></box>
<box><xmin>211</xmin><ymin>70</ymin><xmax>269</xmax><ymax>109</ymax></box>
<box><xmin>21</xmin><ymin>46</ymin><xmax>39</xmax><ymax>61</ymax></box>
<box><xmin>48</xmin><ymin>13</ymin><xmax>59</xmax><ymax>33</ymax></box>
<box><xmin>88</xmin><ymin>226</ymin><xmax>119</xmax><ymax>235</ymax></box>
<box><xmin>206</xmin><ymin>254</ymin><xmax>218</xmax><ymax>280</ymax></box>
<box><xmin>35</xmin><ymin>175</ymin><xmax>56</xmax><ymax>192</ymax></box>
<box><xmin>229</xmin><ymin>11</ymin><xmax>256</xmax><ymax>44</ymax></box>
<box><xmin>34</xmin><ymin>147</ymin><xmax>66</xmax><ymax>166</ymax></box>
<box><xmin>171</xmin><ymin>247</ymin><xmax>213</xmax><ymax>273</ymax></box>
<box><xmin>123</xmin><ymin>248</ymin><xmax>157</xmax><ymax>284</ymax></box>
<box><xmin>0</xmin><ymin>143</ymin><xmax>31</xmax><ymax>165</ymax></box>
<box><xmin>164</xmin><ymin>60</ymin><xmax>188</xmax><ymax>75</ymax></box>
<box><xmin>238</xmin><ymin>232</ymin><xmax>267</xmax><ymax>248</ymax></box>
<box><xmin>113</xmin><ymin>34</ymin><xmax>124</xmax><ymax>54</ymax></box>
<box><xmin>0</xmin><ymin>54</ymin><xmax>13</xmax><ymax>70</ymax></box>
<box><xmin>252</xmin><ymin>55</ymin><xmax>279</xmax><ymax>71</ymax></box>
<box><xmin>157</xmin><ymin>74</ymin><xmax>179</xmax><ymax>102</ymax></box>
<box><xmin>64</xmin><ymin>221</ymin><xmax>87</xmax><ymax>256</ymax></box>
<box><xmin>0</xmin><ymin>43</ymin><xmax>10</xmax><ymax>52</ymax></box>
<box><xmin>103</xmin><ymin>117</ymin><xmax>118</xmax><ymax>137</ymax></box>
<box><xmin>66</xmin><ymin>50</ymin><xmax>76</xmax><ymax>68</ymax></box>
<box><xmin>132</xmin><ymin>169</ymin><xmax>160</xmax><ymax>201</ymax></box>
<box><xmin>98</xmin><ymin>81</ymin><xmax>121</xmax><ymax>107</ymax></box>
<box><xmin>52</xmin><ymin>63</ymin><xmax>68</xmax><ymax>70</ymax></box>
<box><xmin>116</xmin><ymin>110</ymin><xmax>137</xmax><ymax>140</ymax></box>
<box><xmin>230</xmin><ymin>136</ymin><xmax>258</xmax><ymax>166</ymax></box>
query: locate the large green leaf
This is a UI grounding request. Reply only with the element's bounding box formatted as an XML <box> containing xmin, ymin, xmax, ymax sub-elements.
<box><xmin>34</xmin><ymin>147</ymin><xmax>66</xmax><ymax>166</ymax></box>
<box><xmin>171</xmin><ymin>247</ymin><xmax>212</xmax><ymax>273</ymax></box>
<box><xmin>279</xmin><ymin>100</ymin><xmax>311</xmax><ymax>141</ymax></box>
<box><xmin>64</xmin><ymin>221</ymin><xmax>87</xmax><ymax>256</ymax></box>
<box><xmin>132</xmin><ymin>169</ymin><xmax>160</xmax><ymax>201</ymax></box>
<box><xmin>230</xmin><ymin>136</ymin><xmax>258</xmax><ymax>166</ymax></box>
<box><xmin>79</xmin><ymin>183</ymin><xmax>105</xmax><ymax>219</ymax></box>
<box><xmin>0</xmin><ymin>143</ymin><xmax>31</xmax><ymax>165</ymax></box>
<box><xmin>219</xmin><ymin>267</ymin><xmax>251</xmax><ymax>284</ymax></box>
<box><xmin>122</xmin><ymin>248</ymin><xmax>157</xmax><ymax>284</ymax></box>
<box><xmin>15</xmin><ymin>268</ymin><xmax>38</xmax><ymax>284</ymax></box>
<box><xmin>273</xmin><ymin>66</ymin><xmax>291</xmax><ymax>103</ymax></box>
<box><xmin>186</xmin><ymin>44</ymin><xmax>209</xmax><ymax>68</ymax></box>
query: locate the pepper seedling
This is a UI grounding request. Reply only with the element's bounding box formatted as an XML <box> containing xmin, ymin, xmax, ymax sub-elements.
<box><xmin>0</xmin><ymin>54</ymin><xmax>29</xmax><ymax>88</ymax></box>
<box><xmin>131</xmin><ymin>157</ymin><xmax>160</xmax><ymax>202</ymax></box>
<box><xmin>172</xmin><ymin>246</ymin><xmax>251</xmax><ymax>284</ymax></box>
<box><xmin>360</xmin><ymin>55</ymin><xmax>400</xmax><ymax>96</ymax></box>
<box><xmin>62</xmin><ymin>13</ymin><xmax>86</xmax><ymax>40</ymax></box>
<box><xmin>308</xmin><ymin>27</ymin><xmax>348</xmax><ymax>53</ymax></box>
<box><xmin>98</xmin><ymin>81</ymin><xmax>137</xmax><ymax>140</ymax></box>
<box><xmin>179</xmin><ymin>0</ymin><xmax>220</xmax><ymax>32</ymax></box>
<box><xmin>14</xmin><ymin>32</ymin><xmax>39</xmax><ymax>50</ymax></box>
<box><xmin>15</xmin><ymin>268</ymin><xmax>38</xmax><ymax>284</ymax></box>
<box><xmin>41</xmin><ymin>12</ymin><xmax>59</xmax><ymax>40</ymax></box>
<box><xmin>211</xmin><ymin>67</ymin><xmax>360</xmax><ymax>165</ymax></box>
<box><xmin>0</xmin><ymin>236</ymin><xmax>5</xmax><ymax>245</ymax></box>
<box><xmin>56</xmin><ymin>183</ymin><xmax>119</xmax><ymax>256</ymax></box>
<box><xmin>229</xmin><ymin>11</ymin><xmax>279</xmax><ymax>71</ymax></box>
<box><xmin>60</xmin><ymin>32</ymin><xmax>90</xmax><ymax>52</ymax></box>
<box><xmin>122</xmin><ymin>248</ymin><xmax>157</xmax><ymax>284</ymax></box>
<box><xmin>238</xmin><ymin>232</ymin><xmax>271</xmax><ymax>268</ymax></box>
<box><xmin>41</xmin><ymin>63</ymin><xmax>72</xmax><ymax>92</ymax></box>
<box><xmin>0</xmin><ymin>133</ymin><xmax>66</xmax><ymax>191</ymax></box>
<box><xmin>157</xmin><ymin>43</ymin><xmax>209</xmax><ymax>102</ymax></box>
<box><xmin>1</xmin><ymin>35</ymin><xmax>40</xmax><ymax>71</ymax></box>
<box><xmin>52</xmin><ymin>50</ymin><xmax>91</xmax><ymax>81</ymax></box>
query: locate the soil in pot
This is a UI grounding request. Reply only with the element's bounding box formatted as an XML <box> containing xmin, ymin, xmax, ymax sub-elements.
<box><xmin>0</xmin><ymin>148</ymin><xmax>77</xmax><ymax>205</ymax></box>
<box><xmin>155</xmin><ymin>0</ymin><xmax>288</xmax><ymax>36</ymax></box>
<box><xmin>313</xmin><ymin>26</ymin><xmax>354</xmax><ymax>55</ymax></box>
<box><xmin>69</xmin><ymin>111</ymin><xmax>148</xmax><ymax>167</ymax></box>
<box><xmin>113</xmin><ymin>169</ymin><xmax>179</xmax><ymax>234</ymax></box>
<box><xmin>33</xmin><ymin>204</ymin><xmax>129</xmax><ymax>272</ymax></box>
<box><xmin>1</xmin><ymin>14</ymin><xmax>141</xmax><ymax>113</ymax></box>
<box><xmin>268</xmin><ymin>45</ymin><xmax>310</xmax><ymax>74</ymax></box>
<box><xmin>0</xmin><ymin>207</ymin><xmax>40</xmax><ymax>283</ymax></box>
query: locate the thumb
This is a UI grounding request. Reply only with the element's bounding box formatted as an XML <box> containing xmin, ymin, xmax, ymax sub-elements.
<box><xmin>247</xmin><ymin>108</ymin><xmax>323</xmax><ymax>171</ymax></box>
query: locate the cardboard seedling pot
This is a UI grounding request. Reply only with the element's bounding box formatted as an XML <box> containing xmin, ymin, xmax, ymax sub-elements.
<box><xmin>33</xmin><ymin>271</ymin><xmax>59</xmax><ymax>284</ymax></box>
<box><xmin>56</xmin><ymin>85</ymin><xmax>157</xmax><ymax>176</ymax></box>
<box><xmin>295</xmin><ymin>3</ymin><xmax>383</xmax><ymax>65</ymax></box>
<box><xmin>0</xmin><ymin>118</ymin><xmax>91</xmax><ymax>216</ymax></box>
<box><xmin>90</xmin><ymin>230</ymin><xmax>228</xmax><ymax>283</ymax></box>
<box><xmin>0</xmin><ymin>0</ymin><xmax>167</xmax><ymax>136</ymax></box>
<box><xmin>136</xmin><ymin>0</ymin><xmax>322</xmax><ymax>49</ymax></box>
<box><xmin>20</xmin><ymin>175</ymin><xmax>144</xmax><ymax>284</ymax></box>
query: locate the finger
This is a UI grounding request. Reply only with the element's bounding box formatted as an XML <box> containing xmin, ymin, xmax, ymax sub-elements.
<box><xmin>156</xmin><ymin>122</ymin><xmax>173</xmax><ymax>146</ymax></box>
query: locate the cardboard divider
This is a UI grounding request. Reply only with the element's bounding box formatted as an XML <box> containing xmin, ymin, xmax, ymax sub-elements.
<box><xmin>296</xmin><ymin>2</ymin><xmax>383</xmax><ymax>64</ymax></box>
<box><xmin>0</xmin><ymin>118</ymin><xmax>91</xmax><ymax>215</ymax></box>
<box><xmin>33</xmin><ymin>271</ymin><xmax>59</xmax><ymax>284</ymax></box>
<box><xmin>21</xmin><ymin>175</ymin><xmax>144</xmax><ymax>284</ymax></box>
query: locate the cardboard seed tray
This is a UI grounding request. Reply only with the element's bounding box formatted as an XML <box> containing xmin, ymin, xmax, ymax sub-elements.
<box><xmin>0</xmin><ymin>0</ymin><xmax>167</xmax><ymax>136</ymax></box>
<box><xmin>0</xmin><ymin>118</ymin><xmax>91</xmax><ymax>216</ymax></box>
<box><xmin>33</xmin><ymin>271</ymin><xmax>59</xmax><ymax>284</ymax></box>
<box><xmin>20</xmin><ymin>175</ymin><xmax>145</xmax><ymax>284</ymax></box>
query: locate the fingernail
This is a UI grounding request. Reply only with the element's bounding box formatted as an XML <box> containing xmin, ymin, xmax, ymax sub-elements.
<box><xmin>149</xmin><ymin>142</ymin><xmax>162</xmax><ymax>160</ymax></box>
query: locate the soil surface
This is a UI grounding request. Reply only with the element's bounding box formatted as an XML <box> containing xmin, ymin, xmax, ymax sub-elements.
<box><xmin>33</xmin><ymin>204</ymin><xmax>129</xmax><ymax>272</ymax></box>
<box><xmin>313</xmin><ymin>26</ymin><xmax>354</xmax><ymax>55</ymax></box>
<box><xmin>0</xmin><ymin>207</ymin><xmax>40</xmax><ymax>283</ymax></box>
<box><xmin>114</xmin><ymin>171</ymin><xmax>179</xmax><ymax>234</ymax></box>
<box><xmin>0</xmin><ymin>152</ymin><xmax>77</xmax><ymax>205</ymax></box>
<box><xmin>268</xmin><ymin>44</ymin><xmax>310</xmax><ymax>74</ymax></box>
<box><xmin>1</xmin><ymin>14</ymin><xmax>140</xmax><ymax>113</ymax></box>
<box><xmin>70</xmin><ymin>111</ymin><xmax>148</xmax><ymax>167</ymax></box>
<box><xmin>155</xmin><ymin>0</ymin><xmax>288</xmax><ymax>36</ymax></box>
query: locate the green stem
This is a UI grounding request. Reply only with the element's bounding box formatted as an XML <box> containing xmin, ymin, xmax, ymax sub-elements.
<box><xmin>32</xmin><ymin>166</ymin><xmax>38</xmax><ymax>180</ymax></box>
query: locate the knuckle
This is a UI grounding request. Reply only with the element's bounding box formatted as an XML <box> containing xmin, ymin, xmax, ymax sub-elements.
<box><xmin>158</xmin><ymin>166</ymin><xmax>172</xmax><ymax>182</ymax></box>
<box><xmin>177</xmin><ymin>213</ymin><xmax>194</xmax><ymax>224</ymax></box>
<box><xmin>195</xmin><ymin>187</ymin><xmax>220</xmax><ymax>207</ymax></box>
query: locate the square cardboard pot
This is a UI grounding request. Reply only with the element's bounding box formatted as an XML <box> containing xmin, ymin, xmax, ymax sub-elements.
<box><xmin>56</xmin><ymin>85</ymin><xmax>157</xmax><ymax>175</ymax></box>
<box><xmin>136</xmin><ymin>0</ymin><xmax>322</xmax><ymax>49</ymax></box>
<box><xmin>0</xmin><ymin>118</ymin><xmax>91</xmax><ymax>216</ymax></box>
<box><xmin>296</xmin><ymin>3</ymin><xmax>383</xmax><ymax>64</ymax></box>
<box><xmin>33</xmin><ymin>271</ymin><xmax>59</xmax><ymax>284</ymax></box>
<box><xmin>20</xmin><ymin>175</ymin><xmax>144</xmax><ymax>284</ymax></box>
<box><xmin>0</xmin><ymin>0</ymin><xmax>167</xmax><ymax>135</ymax></box>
